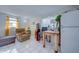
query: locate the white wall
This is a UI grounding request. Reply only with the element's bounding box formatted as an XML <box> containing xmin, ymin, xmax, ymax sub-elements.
<box><xmin>0</xmin><ymin>12</ymin><xmax>7</xmax><ymax>36</ymax></box>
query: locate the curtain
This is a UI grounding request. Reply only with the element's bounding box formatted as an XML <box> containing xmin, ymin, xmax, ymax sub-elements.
<box><xmin>5</xmin><ymin>16</ymin><xmax>10</xmax><ymax>36</ymax></box>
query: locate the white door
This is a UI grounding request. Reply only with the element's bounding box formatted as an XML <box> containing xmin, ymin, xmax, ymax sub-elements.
<box><xmin>61</xmin><ymin>10</ymin><xmax>79</xmax><ymax>53</ymax></box>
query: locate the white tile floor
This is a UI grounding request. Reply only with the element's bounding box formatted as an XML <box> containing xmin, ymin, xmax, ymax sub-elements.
<box><xmin>0</xmin><ymin>36</ymin><xmax>55</xmax><ymax>53</ymax></box>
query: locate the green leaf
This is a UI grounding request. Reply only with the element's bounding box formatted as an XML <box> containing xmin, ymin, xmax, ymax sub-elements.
<box><xmin>55</xmin><ymin>15</ymin><xmax>61</xmax><ymax>22</ymax></box>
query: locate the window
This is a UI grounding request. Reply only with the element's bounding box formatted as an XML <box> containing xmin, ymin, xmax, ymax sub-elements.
<box><xmin>9</xmin><ymin>18</ymin><xmax>16</xmax><ymax>27</ymax></box>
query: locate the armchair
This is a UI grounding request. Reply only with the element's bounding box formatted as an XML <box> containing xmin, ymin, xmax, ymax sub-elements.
<box><xmin>16</xmin><ymin>28</ymin><xmax>31</xmax><ymax>42</ymax></box>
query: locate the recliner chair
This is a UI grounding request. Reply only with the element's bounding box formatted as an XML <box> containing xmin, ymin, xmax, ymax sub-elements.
<box><xmin>16</xmin><ymin>28</ymin><xmax>31</xmax><ymax>42</ymax></box>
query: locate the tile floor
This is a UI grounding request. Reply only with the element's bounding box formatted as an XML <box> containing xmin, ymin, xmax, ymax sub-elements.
<box><xmin>0</xmin><ymin>36</ymin><xmax>55</xmax><ymax>53</ymax></box>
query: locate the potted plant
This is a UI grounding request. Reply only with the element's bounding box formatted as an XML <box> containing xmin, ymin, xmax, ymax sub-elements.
<box><xmin>55</xmin><ymin>15</ymin><xmax>62</xmax><ymax>31</ymax></box>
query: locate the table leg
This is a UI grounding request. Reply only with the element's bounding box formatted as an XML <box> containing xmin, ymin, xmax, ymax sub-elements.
<box><xmin>43</xmin><ymin>32</ymin><xmax>45</xmax><ymax>48</ymax></box>
<box><xmin>54</xmin><ymin>34</ymin><xmax>59</xmax><ymax>53</ymax></box>
<box><xmin>49</xmin><ymin>35</ymin><xmax>51</xmax><ymax>43</ymax></box>
<box><xmin>57</xmin><ymin>34</ymin><xmax>60</xmax><ymax>46</ymax></box>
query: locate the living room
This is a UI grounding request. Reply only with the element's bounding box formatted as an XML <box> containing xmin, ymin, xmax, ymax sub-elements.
<box><xmin>0</xmin><ymin>5</ymin><xmax>79</xmax><ymax>53</ymax></box>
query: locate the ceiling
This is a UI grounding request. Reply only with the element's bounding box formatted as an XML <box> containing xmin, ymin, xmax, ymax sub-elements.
<box><xmin>0</xmin><ymin>5</ymin><xmax>79</xmax><ymax>18</ymax></box>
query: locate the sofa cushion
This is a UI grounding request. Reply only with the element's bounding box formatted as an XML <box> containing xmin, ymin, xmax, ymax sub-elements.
<box><xmin>0</xmin><ymin>36</ymin><xmax>16</xmax><ymax>47</ymax></box>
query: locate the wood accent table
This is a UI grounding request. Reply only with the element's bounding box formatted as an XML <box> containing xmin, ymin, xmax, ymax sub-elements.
<box><xmin>43</xmin><ymin>31</ymin><xmax>59</xmax><ymax>53</ymax></box>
